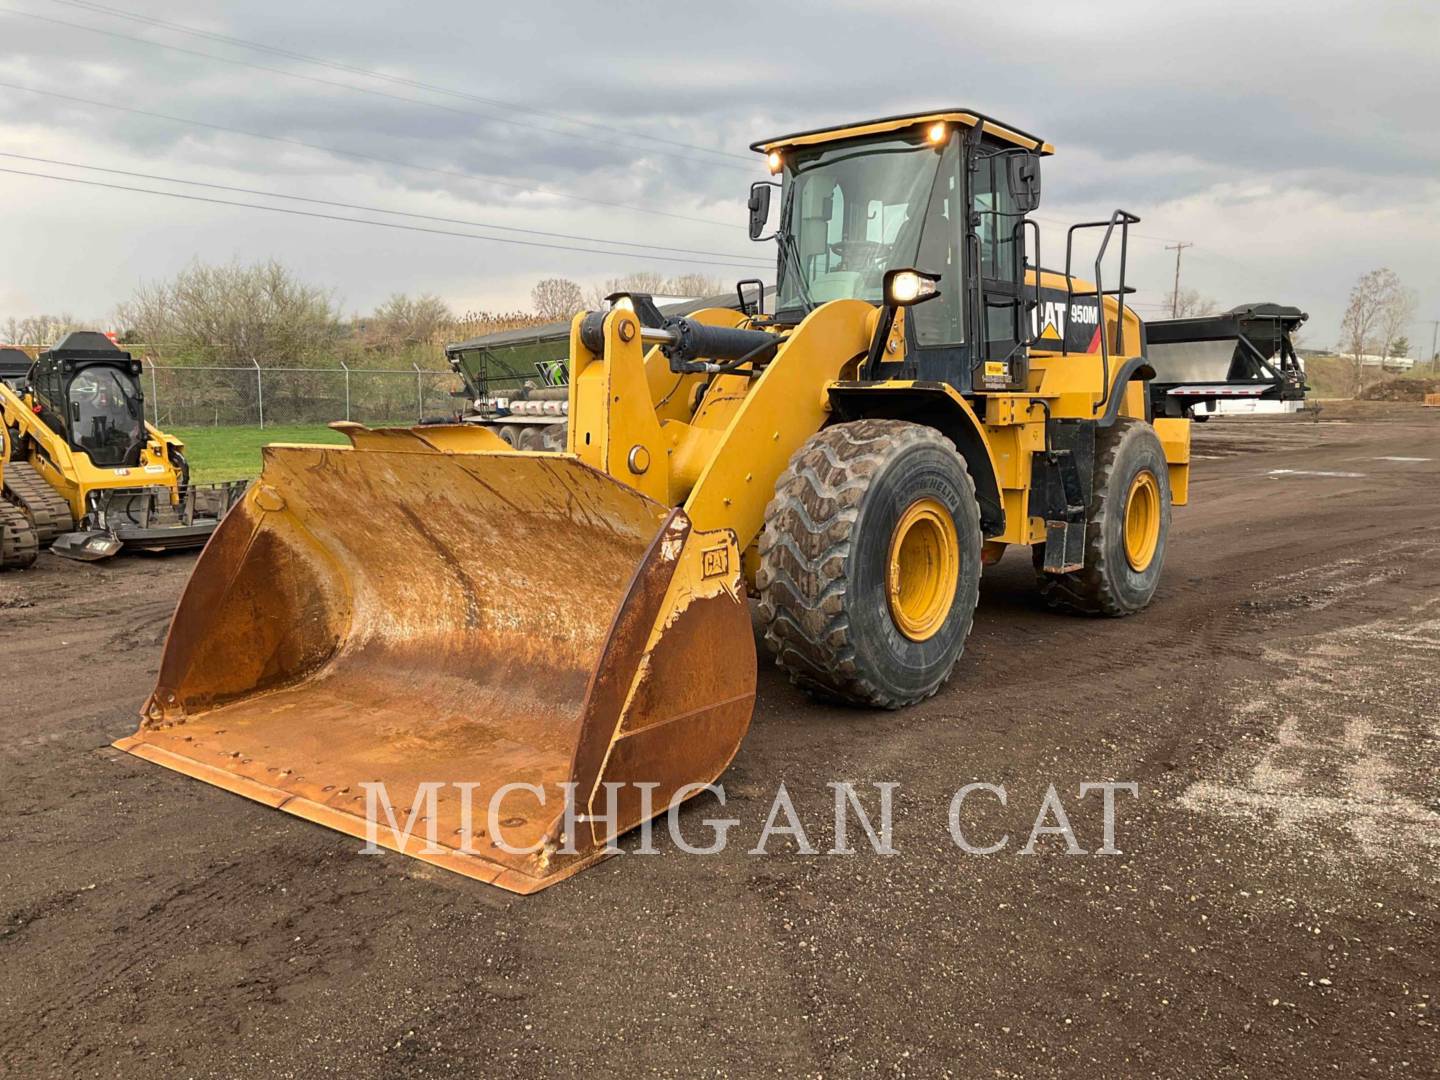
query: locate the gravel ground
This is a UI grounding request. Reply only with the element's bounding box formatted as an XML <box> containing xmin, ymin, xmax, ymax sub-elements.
<box><xmin>1</xmin><ymin>404</ymin><xmax>1436</xmax><ymax>1077</ymax></box>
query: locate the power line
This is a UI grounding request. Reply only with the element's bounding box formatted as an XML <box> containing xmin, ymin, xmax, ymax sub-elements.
<box><xmin>0</xmin><ymin>151</ymin><xmax>768</xmax><ymax>264</ymax></box>
<box><xmin>0</xmin><ymin>165</ymin><xmax>773</xmax><ymax>269</ymax></box>
<box><xmin>4</xmin><ymin>6</ymin><xmax>756</xmax><ymax>176</ymax></box>
<box><xmin>0</xmin><ymin>79</ymin><xmax>739</xmax><ymax>228</ymax></box>
<box><xmin>43</xmin><ymin>0</ymin><xmax>755</xmax><ymax>166</ymax></box>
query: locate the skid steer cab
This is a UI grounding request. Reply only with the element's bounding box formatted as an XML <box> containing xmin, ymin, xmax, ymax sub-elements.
<box><xmin>0</xmin><ymin>331</ymin><xmax>246</xmax><ymax>560</ymax></box>
<box><xmin>118</xmin><ymin>107</ymin><xmax>1192</xmax><ymax>893</ymax></box>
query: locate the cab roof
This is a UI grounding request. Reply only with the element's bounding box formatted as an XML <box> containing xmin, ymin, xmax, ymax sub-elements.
<box><xmin>752</xmin><ymin>108</ymin><xmax>1054</xmax><ymax>157</ymax></box>
<box><xmin>39</xmin><ymin>330</ymin><xmax>133</xmax><ymax>362</ymax></box>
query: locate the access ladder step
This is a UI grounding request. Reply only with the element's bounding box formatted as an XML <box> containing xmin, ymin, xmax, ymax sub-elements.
<box><xmin>1043</xmin><ymin>518</ymin><xmax>1086</xmax><ymax>574</ymax></box>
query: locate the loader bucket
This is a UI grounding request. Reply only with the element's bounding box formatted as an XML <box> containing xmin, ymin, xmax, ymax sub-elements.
<box><xmin>114</xmin><ymin>429</ymin><xmax>756</xmax><ymax>893</ymax></box>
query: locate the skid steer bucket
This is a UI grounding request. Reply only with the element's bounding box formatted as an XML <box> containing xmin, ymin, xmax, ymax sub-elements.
<box><xmin>114</xmin><ymin>427</ymin><xmax>756</xmax><ymax>893</ymax></box>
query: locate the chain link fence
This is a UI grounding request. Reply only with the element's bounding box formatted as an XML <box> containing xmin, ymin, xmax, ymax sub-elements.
<box><xmin>141</xmin><ymin>360</ymin><xmax>467</xmax><ymax>428</ymax></box>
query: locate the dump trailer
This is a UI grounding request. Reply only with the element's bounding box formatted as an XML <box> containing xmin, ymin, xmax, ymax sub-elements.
<box><xmin>444</xmin><ymin>289</ymin><xmax>774</xmax><ymax>450</ymax></box>
<box><xmin>118</xmin><ymin>108</ymin><xmax>1192</xmax><ymax>893</ymax></box>
<box><xmin>1147</xmin><ymin>303</ymin><xmax>1308</xmax><ymax>419</ymax></box>
<box><xmin>0</xmin><ymin>332</ymin><xmax>247</xmax><ymax>560</ymax></box>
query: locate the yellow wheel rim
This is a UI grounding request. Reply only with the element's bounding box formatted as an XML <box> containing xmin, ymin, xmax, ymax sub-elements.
<box><xmin>1123</xmin><ymin>470</ymin><xmax>1162</xmax><ymax>572</ymax></box>
<box><xmin>887</xmin><ymin>498</ymin><xmax>960</xmax><ymax>642</ymax></box>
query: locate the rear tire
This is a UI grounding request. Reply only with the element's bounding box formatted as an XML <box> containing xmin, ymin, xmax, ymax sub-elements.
<box><xmin>758</xmin><ymin>419</ymin><xmax>982</xmax><ymax>709</ymax></box>
<box><xmin>1034</xmin><ymin>417</ymin><xmax>1171</xmax><ymax>616</ymax></box>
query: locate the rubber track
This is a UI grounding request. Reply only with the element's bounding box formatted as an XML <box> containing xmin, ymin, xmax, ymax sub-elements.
<box><xmin>757</xmin><ymin>419</ymin><xmax>975</xmax><ymax>709</ymax></box>
<box><xmin>0</xmin><ymin>500</ymin><xmax>38</xmax><ymax>569</ymax></box>
<box><xmin>2</xmin><ymin>462</ymin><xmax>73</xmax><ymax>543</ymax></box>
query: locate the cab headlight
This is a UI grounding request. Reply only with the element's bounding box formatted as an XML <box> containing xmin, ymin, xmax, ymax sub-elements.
<box><xmin>885</xmin><ymin>269</ymin><xmax>941</xmax><ymax>307</ymax></box>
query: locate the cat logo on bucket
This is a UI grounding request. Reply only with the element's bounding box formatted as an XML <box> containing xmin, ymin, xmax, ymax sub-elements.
<box><xmin>702</xmin><ymin>545</ymin><xmax>730</xmax><ymax>578</ymax></box>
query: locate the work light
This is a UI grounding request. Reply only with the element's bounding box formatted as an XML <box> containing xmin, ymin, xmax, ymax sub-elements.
<box><xmin>885</xmin><ymin>269</ymin><xmax>941</xmax><ymax>306</ymax></box>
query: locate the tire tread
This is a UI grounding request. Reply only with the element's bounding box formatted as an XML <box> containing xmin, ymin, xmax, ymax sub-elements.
<box><xmin>758</xmin><ymin>419</ymin><xmax>976</xmax><ymax>708</ymax></box>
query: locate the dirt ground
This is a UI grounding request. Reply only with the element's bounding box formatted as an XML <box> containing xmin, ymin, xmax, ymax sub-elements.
<box><xmin>2</xmin><ymin>404</ymin><xmax>1436</xmax><ymax>1078</ymax></box>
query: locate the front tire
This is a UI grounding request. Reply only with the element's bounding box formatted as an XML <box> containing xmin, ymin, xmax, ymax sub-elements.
<box><xmin>757</xmin><ymin>419</ymin><xmax>983</xmax><ymax>709</ymax></box>
<box><xmin>1034</xmin><ymin>417</ymin><xmax>1171</xmax><ymax>616</ymax></box>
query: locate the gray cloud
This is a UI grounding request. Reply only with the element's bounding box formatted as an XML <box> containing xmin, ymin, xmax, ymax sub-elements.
<box><xmin>0</xmin><ymin>0</ymin><xmax>1436</xmax><ymax>345</ymax></box>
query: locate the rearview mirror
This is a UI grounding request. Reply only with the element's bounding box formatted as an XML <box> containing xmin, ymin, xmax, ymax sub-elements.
<box><xmin>1007</xmin><ymin>153</ymin><xmax>1042</xmax><ymax>214</ymax></box>
<box><xmin>748</xmin><ymin>181</ymin><xmax>777</xmax><ymax>241</ymax></box>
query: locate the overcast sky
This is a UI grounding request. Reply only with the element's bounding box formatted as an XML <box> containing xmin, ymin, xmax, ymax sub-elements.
<box><xmin>1</xmin><ymin>0</ymin><xmax>1436</xmax><ymax>350</ymax></box>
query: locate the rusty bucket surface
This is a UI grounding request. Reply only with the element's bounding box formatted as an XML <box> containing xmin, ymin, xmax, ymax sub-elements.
<box><xmin>115</xmin><ymin>429</ymin><xmax>756</xmax><ymax>893</ymax></box>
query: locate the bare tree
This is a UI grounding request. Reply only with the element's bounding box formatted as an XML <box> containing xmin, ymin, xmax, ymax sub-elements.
<box><xmin>530</xmin><ymin>278</ymin><xmax>585</xmax><ymax>321</ymax></box>
<box><xmin>366</xmin><ymin>293</ymin><xmax>454</xmax><ymax>349</ymax></box>
<box><xmin>1162</xmin><ymin>288</ymin><xmax>1219</xmax><ymax>319</ymax></box>
<box><xmin>663</xmin><ymin>273</ymin><xmax>727</xmax><ymax>299</ymax></box>
<box><xmin>1338</xmin><ymin>268</ymin><xmax>1407</xmax><ymax>394</ymax></box>
<box><xmin>117</xmin><ymin>259</ymin><xmax>340</xmax><ymax>414</ymax></box>
<box><xmin>1377</xmin><ymin>285</ymin><xmax>1416</xmax><ymax>364</ymax></box>
<box><xmin>585</xmin><ymin>271</ymin><xmax>668</xmax><ymax>310</ymax></box>
<box><xmin>0</xmin><ymin>312</ymin><xmax>91</xmax><ymax>346</ymax></box>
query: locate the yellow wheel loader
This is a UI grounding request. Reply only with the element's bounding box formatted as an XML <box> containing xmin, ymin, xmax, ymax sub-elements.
<box><xmin>0</xmin><ymin>332</ymin><xmax>247</xmax><ymax>560</ymax></box>
<box><xmin>117</xmin><ymin>108</ymin><xmax>1191</xmax><ymax>892</ymax></box>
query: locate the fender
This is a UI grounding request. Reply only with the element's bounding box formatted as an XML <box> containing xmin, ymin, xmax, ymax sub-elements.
<box><xmin>1099</xmin><ymin>358</ymin><xmax>1157</xmax><ymax>426</ymax></box>
<box><xmin>825</xmin><ymin>380</ymin><xmax>1005</xmax><ymax>537</ymax></box>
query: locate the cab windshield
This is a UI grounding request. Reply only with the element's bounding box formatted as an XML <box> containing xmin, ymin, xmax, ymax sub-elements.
<box><xmin>69</xmin><ymin>366</ymin><xmax>145</xmax><ymax>467</ymax></box>
<box><xmin>775</xmin><ymin>135</ymin><xmax>955</xmax><ymax>324</ymax></box>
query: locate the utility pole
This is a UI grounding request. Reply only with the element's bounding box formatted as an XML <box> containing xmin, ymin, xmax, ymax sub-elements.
<box><xmin>1164</xmin><ymin>241</ymin><xmax>1193</xmax><ymax>317</ymax></box>
<box><xmin>1428</xmin><ymin>319</ymin><xmax>1439</xmax><ymax>374</ymax></box>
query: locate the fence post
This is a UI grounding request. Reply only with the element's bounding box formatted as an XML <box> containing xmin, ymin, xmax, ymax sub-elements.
<box><xmin>253</xmin><ymin>359</ymin><xmax>264</xmax><ymax>430</ymax></box>
<box><xmin>340</xmin><ymin>360</ymin><xmax>351</xmax><ymax>422</ymax></box>
<box><xmin>413</xmin><ymin>362</ymin><xmax>423</xmax><ymax>421</ymax></box>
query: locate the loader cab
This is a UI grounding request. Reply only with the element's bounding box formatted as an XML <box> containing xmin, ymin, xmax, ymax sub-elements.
<box><xmin>32</xmin><ymin>332</ymin><xmax>147</xmax><ymax>468</ymax></box>
<box><xmin>754</xmin><ymin>110</ymin><xmax>1052</xmax><ymax>395</ymax></box>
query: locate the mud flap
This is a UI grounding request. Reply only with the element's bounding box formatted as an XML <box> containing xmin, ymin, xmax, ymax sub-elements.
<box><xmin>114</xmin><ymin>434</ymin><xmax>756</xmax><ymax>893</ymax></box>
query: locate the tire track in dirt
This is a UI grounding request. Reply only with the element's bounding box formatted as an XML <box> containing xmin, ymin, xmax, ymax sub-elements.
<box><xmin>0</xmin><ymin>859</ymin><xmax>245</xmax><ymax>1072</ymax></box>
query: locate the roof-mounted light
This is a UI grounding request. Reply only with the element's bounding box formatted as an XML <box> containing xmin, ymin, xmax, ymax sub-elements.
<box><xmin>766</xmin><ymin>150</ymin><xmax>783</xmax><ymax>174</ymax></box>
<box><xmin>926</xmin><ymin>121</ymin><xmax>947</xmax><ymax>145</ymax></box>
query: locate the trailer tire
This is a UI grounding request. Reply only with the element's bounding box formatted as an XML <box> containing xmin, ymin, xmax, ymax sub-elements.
<box><xmin>758</xmin><ymin>419</ymin><xmax>982</xmax><ymax>709</ymax></box>
<box><xmin>1034</xmin><ymin>418</ymin><xmax>1170</xmax><ymax>616</ymax></box>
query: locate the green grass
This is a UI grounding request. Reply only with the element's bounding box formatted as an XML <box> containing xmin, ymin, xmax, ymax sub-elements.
<box><xmin>169</xmin><ymin>424</ymin><xmax>350</xmax><ymax>483</ymax></box>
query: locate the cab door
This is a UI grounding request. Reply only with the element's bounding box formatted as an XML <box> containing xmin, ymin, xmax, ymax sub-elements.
<box><xmin>970</xmin><ymin>139</ymin><xmax>1030</xmax><ymax>390</ymax></box>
